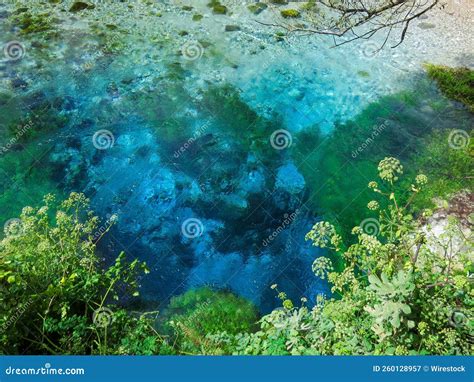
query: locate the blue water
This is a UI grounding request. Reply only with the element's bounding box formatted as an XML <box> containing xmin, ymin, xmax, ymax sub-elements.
<box><xmin>0</xmin><ymin>0</ymin><xmax>471</xmax><ymax>313</ymax></box>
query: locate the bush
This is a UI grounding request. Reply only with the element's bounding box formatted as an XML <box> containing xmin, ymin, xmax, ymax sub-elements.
<box><xmin>211</xmin><ymin>159</ymin><xmax>473</xmax><ymax>355</ymax></box>
<box><xmin>0</xmin><ymin>193</ymin><xmax>164</xmax><ymax>355</ymax></box>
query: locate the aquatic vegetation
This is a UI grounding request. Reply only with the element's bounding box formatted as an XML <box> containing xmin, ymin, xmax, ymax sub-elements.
<box><xmin>248</xmin><ymin>3</ymin><xmax>268</xmax><ymax>15</ymax></box>
<box><xmin>291</xmin><ymin>80</ymin><xmax>473</xmax><ymax>240</ymax></box>
<box><xmin>0</xmin><ymin>0</ymin><xmax>471</xmax><ymax>358</ymax></box>
<box><xmin>207</xmin><ymin>1</ymin><xmax>228</xmax><ymax>15</ymax></box>
<box><xmin>207</xmin><ymin>159</ymin><xmax>473</xmax><ymax>355</ymax></box>
<box><xmin>163</xmin><ymin>287</ymin><xmax>258</xmax><ymax>354</ymax></box>
<box><xmin>410</xmin><ymin>129</ymin><xmax>473</xmax><ymax>209</ymax></box>
<box><xmin>425</xmin><ymin>65</ymin><xmax>474</xmax><ymax>111</ymax></box>
<box><xmin>280</xmin><ymin>9</ymin><xmax>300</xmax><ymax>18</ymax></box>
<box><xmin>69</xmin><ymin>1</ymin><xmax>95</xmax><ymax>13</ymax></box>
<box><xmin>200</xmin><ymin>85</ymin><xmax>281</xmax><ymax>162</ymax></box>
<box><xmin>0</xmin><ymin>193</ymin><xmax>162</xmax><ymax>355</ymax></box>
<box><xmin>10</xmin><ymin>8</ymin><xmax>56</xmax><ymax>35</ymax></box>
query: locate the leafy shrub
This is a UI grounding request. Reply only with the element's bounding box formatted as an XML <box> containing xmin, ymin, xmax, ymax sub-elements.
<box><xmin>211</xmin><ymin>158</ymin><xmax>473</xmax><ymax>355</ymax></box>
<box><xmin>0</xmin><ymin>193</ymin><xmax>164</xmax><ymax>355</ymax></box>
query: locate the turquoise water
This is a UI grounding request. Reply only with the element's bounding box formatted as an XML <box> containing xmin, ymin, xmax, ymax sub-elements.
<box><xmin>0</xmin><ymin>1</ymin><xmax>472</xmax><ymax>312</ymax></box>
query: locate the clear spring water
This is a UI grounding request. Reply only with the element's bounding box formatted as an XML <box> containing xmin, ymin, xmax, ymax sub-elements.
<box><xmin>0</xmin><ymin>0</ymin><xmax>472</xmax><ymax>312</ymax></box>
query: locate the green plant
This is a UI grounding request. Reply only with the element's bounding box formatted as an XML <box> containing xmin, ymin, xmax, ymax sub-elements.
<box><xmin>281</xmin><ymin>9</ymin><xmax>300</xmax><ymax>18</ymax></box>
<box><xmin>0</xmin><ymin>193</ymin><xmax>164</xmax><ymax>355</ymax></box>
<box><xmin>215</xmin><ymin>158</ymin><xmax>473</xmax><ymax>355</ymax></box>
<box><xmin>11</xmin><ymin>9</ymin><xmax>55</xmax><ymax>36</ymax></box>
<box><xmin>163</xmin><ymin>287</ymin><xmax>258</xmax><ymax>354</ymax></box>
<box><xmin>425</xmin><ymin>65</ymin><xmax>474</xmax><ymax>111</ymax></box>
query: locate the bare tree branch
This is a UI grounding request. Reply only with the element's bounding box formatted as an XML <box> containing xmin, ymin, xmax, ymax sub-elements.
<box><xmin>256</xmin><ymin>0</ymin><xmax>442</xmax><ymax>48</ymax></box>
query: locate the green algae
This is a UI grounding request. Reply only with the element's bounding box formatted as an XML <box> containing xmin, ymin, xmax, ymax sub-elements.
<box><xmin>207</xmin><ymin>1</ymin><xmax>228</xmax><ymax>15</ymax></box>
<box><xmin>248</xmin><ymin>3</ymin><xmax>268</xmax><ymax>15</ymax></box>
<box><xmin>199</xmin><ymin>85</ymin><xmax>282</xmax><ymax>163</ymax></box>
<box><xmin>0</xmin><ymin>141</ymin><xmax>65</xmax><ymax>230</ymax></box>
<box><xmin>425</xmin><ymin>64</ymin><xmax>474</xmax><ymax>112</ymax></box>
<box><xmin>11</xmin><ymin>9</ymin><xmax>55</xmax><ymax>35</ymax></box>
<box><xmin>281</xmin><ymin>9</ymin><xmax>300</xmax><ymax>18</ymax></box>
<box><xmin>291</xmin><ymin>79</ymin><xmax>473</xmax><ymax>240</ymax></box>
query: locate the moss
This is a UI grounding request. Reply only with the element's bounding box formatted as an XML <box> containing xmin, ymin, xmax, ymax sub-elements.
<box><xmin>69</xmin><ymin>1</ymin><xmax>95</xmax><ymax>13</ymax></box>
<box><xmin>208</xmin><ymin>1</ymin><xmax>228</xmax><ymax>14</ymax></box>
<box><xmin>271</xmin><ymin>0</ymin><xmax>288</xmax><ymax>4</ymax></box>
<box><xmin>410</xmin><ymin>129</ymin><xmax>473</xmax><ymax>210</ymax></box>
<box><xmin>192</xmin><ymin>13</ymin><xmax>203</xmax><ymax>21</ymax></box>
<box><xmin>358</xmin><ymin>70</ymin><xmax>370</xmax><ymax>78</ymax></box>
<box><xmin>281</xmin><ymin>9</ymin><xmax>300</xmax><ymax>18</ymax></box>
<box><xmin>248</xmin><ymin>3</ymin><xmax>268</xmax><ymax>14</ymax></box>
<box><xmin>12</xmin><ymin>10</ymin><xmax>54</xmax><ymax>35</ymax></box>
<box><xmin>425</xmin><ymin>64</ymin><xmax>474</xmax><ymax>111</ymax></box>
<box><xmin>164</xmin><ymin>288</ymin><xmax>258</xmax><ymax>336</ymax></box>
<box><xmin>200</xmin><ymin>85</ymin><xmax>280</xmax><ymax>161</ymax></box>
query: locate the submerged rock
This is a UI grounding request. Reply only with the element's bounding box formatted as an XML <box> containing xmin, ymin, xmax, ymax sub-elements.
<box><xmin>69</xmin><ymin>1</ymin><xmax>94</xmax><ymax>13</ymax></box>
<box><xmin>225</xmin><ymin>25</ymin><xmax>241</xmax><ymax>32</ymax></box>
<box><xmin>275</xmin><ymin>163</ymin><xmax>305</xmax><ymax>195</ymax></box>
